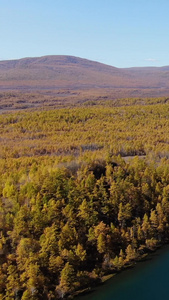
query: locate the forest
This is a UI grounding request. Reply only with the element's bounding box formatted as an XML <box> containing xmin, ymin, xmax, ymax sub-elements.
<box><xmin>1</xmin><ymin>96</ymin><xmax>169</xmax><ymax>299</ymax></box>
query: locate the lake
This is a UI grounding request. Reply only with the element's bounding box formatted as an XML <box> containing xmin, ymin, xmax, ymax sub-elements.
<box><xmin>76</xmin><ymin>244</ymin><xmax>169</xmax><ymax>300</ymax></box>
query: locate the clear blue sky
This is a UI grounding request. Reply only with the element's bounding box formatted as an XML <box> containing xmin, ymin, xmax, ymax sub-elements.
<box><xmin>1</xmin><ymin>0</ymin><xmax>169</xmax><ymax>67</ymax></box>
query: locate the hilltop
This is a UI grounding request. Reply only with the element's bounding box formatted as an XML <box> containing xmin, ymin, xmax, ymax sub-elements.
<box><xmin>0</xmin><ymin>55</ymin><xmax>169</xmax><ymax>110</ymax></box>
<box><xmin>0</xmin><ymin>55</ymin><xmax>169</xmax><ymax>93</ymax></box>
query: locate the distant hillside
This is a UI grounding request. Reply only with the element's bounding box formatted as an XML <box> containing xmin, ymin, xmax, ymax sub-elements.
<box><xmin>0</xmin><ymin>55</ymin><xmax>169</xmax><ymax>100</ymax></box>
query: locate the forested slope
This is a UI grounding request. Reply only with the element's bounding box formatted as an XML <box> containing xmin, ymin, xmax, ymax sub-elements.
<box><xmin>1</xmin><ymin>98</ymin><xmax>169</xmax><ymax>299</ymax></box>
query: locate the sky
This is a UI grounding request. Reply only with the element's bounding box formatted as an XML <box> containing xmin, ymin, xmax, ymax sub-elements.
<box><xmin>1</xmin><ymin>0</ymin><xmax>169</xmax><ymax>68</ymax></box>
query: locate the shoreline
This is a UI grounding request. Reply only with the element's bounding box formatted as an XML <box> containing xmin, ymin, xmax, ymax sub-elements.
<box><xmin>72</xmin><ymin>242</ymin><xmax>168</xmax><ymax>300</ymax></box>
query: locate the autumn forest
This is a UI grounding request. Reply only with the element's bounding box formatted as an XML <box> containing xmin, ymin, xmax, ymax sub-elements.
<box><xmin>1</xmin><ymin>95</ymin><xmax>169</xmax><ymax>299</ymax></box>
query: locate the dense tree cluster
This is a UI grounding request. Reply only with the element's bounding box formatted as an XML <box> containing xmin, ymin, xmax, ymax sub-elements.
<box><xmin>0</xmin><ymin>155</ymin><xmax>169</xmax><ymax>299</ymax></box>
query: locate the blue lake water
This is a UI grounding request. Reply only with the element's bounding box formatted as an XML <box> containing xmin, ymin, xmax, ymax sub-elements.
<box><xmin>76</xmin><ymin>245</ymin><xmax>169</xmax><ymax>300</ymax></box>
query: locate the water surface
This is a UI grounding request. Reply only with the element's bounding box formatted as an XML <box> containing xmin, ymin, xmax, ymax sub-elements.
<box><xmin>76</xmin><ymin>245</ymin><xmax>169</xmax><ymax>300</ymax></box>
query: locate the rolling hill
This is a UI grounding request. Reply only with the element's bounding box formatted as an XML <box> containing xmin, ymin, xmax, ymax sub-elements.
<box><xmin>0</xmin><ymin>56</ymin><xmax>169</xmax><ymax>110</ymax></box>
<box><xmin>0</xmin><ymin>55</ymin><xmax>168</xmax><ymax>91</ymax></box>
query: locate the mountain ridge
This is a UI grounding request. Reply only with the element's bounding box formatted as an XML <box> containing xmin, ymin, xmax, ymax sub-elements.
<box><xmin>0</xmin><ymin>55</ymin><xmax>169</xmax><ymax>98</ymax></box>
